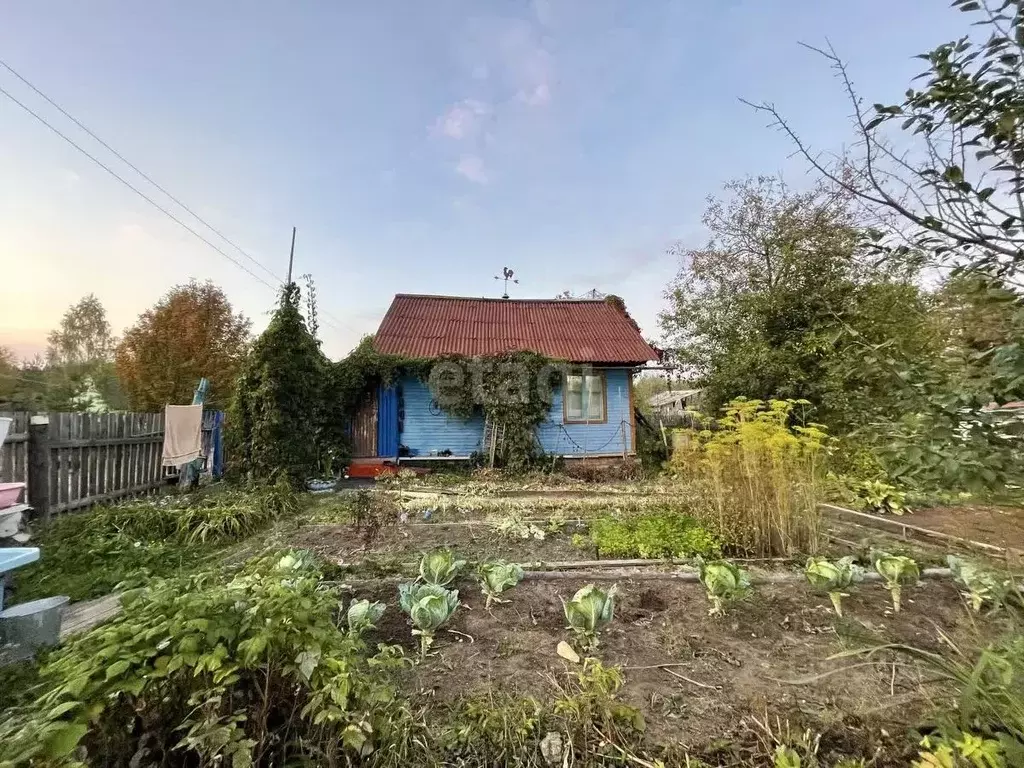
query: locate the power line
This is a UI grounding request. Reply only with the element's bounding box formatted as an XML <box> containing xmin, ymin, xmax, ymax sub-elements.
<box><xmin>0</xmin><ymin>58</ymin><xmax>283</xmax><ymax>286</ymax></box>
<box><xmin>0</xmin><ymin>82</ymin><xmax>279</xmax><ymax>292</ymax></box>
<box><xmin>0</xmin><ymin>66</ymin><xmax>362</xmax><ymax>341</ymax></box>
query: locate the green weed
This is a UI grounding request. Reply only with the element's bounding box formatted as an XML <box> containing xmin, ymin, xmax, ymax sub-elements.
<box><xmin>589</xmin><ymin>510</ymin><xmax>721</xmax><ymax>559</ymax></box>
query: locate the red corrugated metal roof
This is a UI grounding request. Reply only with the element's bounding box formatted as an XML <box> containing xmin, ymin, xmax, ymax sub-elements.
<box><xmin>374</xmin><ymin>294</ymin><xmax>659</xmax><ymax>364</ymax></box>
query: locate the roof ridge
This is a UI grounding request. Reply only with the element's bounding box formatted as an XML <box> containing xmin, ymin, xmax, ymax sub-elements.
<box><xmin>393</xmin><ymin>293</ymin><xmax>606</xmax><ymax>303</ymax></box>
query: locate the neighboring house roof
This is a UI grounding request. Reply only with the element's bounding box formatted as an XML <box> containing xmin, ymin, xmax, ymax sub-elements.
<box><xmin>374</xmin><ymin>294</ymin><xmax>660</xmax><ymax>364</ymax></box>
<box><xmin>648</xmin><ymin>389</ymin><xmax>702</xmax><ymax>408</ymax></box>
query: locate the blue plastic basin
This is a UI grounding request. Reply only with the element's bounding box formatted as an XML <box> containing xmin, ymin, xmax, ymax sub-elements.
<box><xmin>0</xmin><ymin>547</ymin><xmax>40</xmax><ymax>572</ymax></box>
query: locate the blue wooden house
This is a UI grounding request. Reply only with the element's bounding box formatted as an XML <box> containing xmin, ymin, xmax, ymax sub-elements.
<box><xmin>348</xmin><ymin>294</ymin><xmax>659</xmax><ymax>466</ymax></box>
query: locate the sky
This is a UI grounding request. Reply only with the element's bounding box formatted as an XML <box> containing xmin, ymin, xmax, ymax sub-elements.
<box><xmin>0</xmin><ymin>0</ymin><xmax>967</xmax><ymax>361</ymax></box>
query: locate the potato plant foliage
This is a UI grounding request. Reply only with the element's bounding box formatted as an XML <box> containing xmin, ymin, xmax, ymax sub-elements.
<box><xmin>0</xmin><ymin>552</ymin><xmax>404</xmax><ymax>767</ymax></box>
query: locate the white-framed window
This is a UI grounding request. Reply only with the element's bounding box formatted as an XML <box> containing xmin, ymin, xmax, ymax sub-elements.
<box><xmin>564</xmin><ymin>371</ymin><xmax>606</xmax><ymax>423</ymax></box>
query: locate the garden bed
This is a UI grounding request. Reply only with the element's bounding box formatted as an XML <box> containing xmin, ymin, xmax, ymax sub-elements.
<box><xmin>347</xmin><ymin>574</ymin><xmax>997</xmax><ymax>763</ymax></box>
<box><xmin>291</xmin><ymin>520</ymin><xmax>588</xmax><ymax>565</ymax></box>
<box><xmin>905</xmin><ymin>503</ymin><xmax>1024</xmax><ymax>554</ymax></box>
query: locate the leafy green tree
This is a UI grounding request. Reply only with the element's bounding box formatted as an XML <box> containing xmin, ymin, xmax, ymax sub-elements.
<box><xmin>229</xmin><ymin>284</ymin><xmax>327</xmax><ymax>482</ymax></box>
<box><xmin>749</xmin><ymin>0</ymin><xmax>1024</xmax><ymax>492</ymax></box>
<box><xmin>46</xmin><ymin>294</ymin><xmax>115</xmax><ymax>367</ymax></box>
<box><xmin>0</xmin><ymin>345</ymin><xmax>20</xmax><ymax>408</ymax></box>
<box><xmin>40</xmin><ymin>295</ymin><xmax>126</xmax><ymax>411</ymax></box>
<box><xmin>659</xmin><ymin>176</ymin><xmax>933</xmax><ymax>431</ymax></box>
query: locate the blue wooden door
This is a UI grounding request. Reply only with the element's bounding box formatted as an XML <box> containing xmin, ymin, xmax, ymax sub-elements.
<box><xmin>377</xmin><ymin>385</ymin><xmax>399</xmax><ymax>458</ymax></box>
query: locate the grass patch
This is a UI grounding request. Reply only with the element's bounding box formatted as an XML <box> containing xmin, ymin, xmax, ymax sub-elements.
<box><xmin>588</xmin><ymin>511</ymin><xmax>721</xmax><ymax>559</ymax></box>
<box><xmin>11</xmin><ymin>481</ymin><xmax>297</xmax><ymax>603</ymax></box>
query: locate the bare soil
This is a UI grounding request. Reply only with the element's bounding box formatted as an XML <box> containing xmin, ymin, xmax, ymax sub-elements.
<box><xmin>287</xmin><ymin>493</ymin><xmax>1016</xmax><ymax>763</ymax></box>
<box><xmin>908</xmin><ymin>504</ymin><xmax>1024</xmax><ymax>554</ymax></box>
<box><xmin>348</xmin><ymin>573</ymin><xmax>1005</xmax><ymax>764</ymax></box>
<box><xmin>291</xmin><ymin>521</ymin><xmax>589</xmax><ymax>565</ymax></box>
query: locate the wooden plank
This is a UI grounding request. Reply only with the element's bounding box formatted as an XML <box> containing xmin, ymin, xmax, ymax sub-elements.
<box><xmin>101</xmin><ymin>414</ymin><xmax>109</xmax><ymax>497</ymax></box>
<box><xmin>0</xmin><ymin>412</ymin><xmax>27</xmax><ymax>485</ymax></box>
<box><xmin>820</xmin><ymin>503</ymin><xmax>1020</xmax><ymax>557</ymax></box>
<box><xmin>143</xmin><ymin>414</ymin><xmax>152</xmax><ymax>488</ymax></box>
<box><xmin>132</xmin><ymin>414</ymin><xmax>141</xmax><ymax>489</ymax></box>
<box><xmin>97</xmin><ymin>414</ymin><xmax>106</xmax><ymax>498</ymax></box>
<box><xmin>135</xmin><ymin>414</ymin><xmax>144</xmax><ymax>489</ymax></box>
<box><xmin>17</xmin><ymin>411</ymin><xmax>28</xmax><ymax>492</ymax></box>
<box><xmin>61</xmin><ymin>594</ymin><xmax>122</xmax><ymax>638</ymax></box>
<box><xmin>125</xmin><ymin>414</ymin><xmax>134</xmax><ymax>492</ymax></box>
<box><xmin>115</xmin><ymin>413</ymin><xmax>125</xmax><ymax>495</ymax></box>
<box><xmin>62</xmin><ymin>413</ymin><xmax>72</xmax><ymax>512</ymax></box>
<box><xmin>111</xmin><ymin>414</ymin><xmax>119</xmax><ymax>494</ymax></box>
<box><xmin>148</xmin><ymin>414</ymin><xmax>156</xmax><ymax>487</ymax></box>
<box><xmin>74</xmin><ymin>414</ymin><xmax>87</xmax><ymax>508</ymax></box>
<box><xmin>51</xmin><ymin>413</ymin><xmax>61</xmax><ymax>513</ymax></box>
<box><xmin>86</xmin><ymin>414</ymin><xmax>97</xmax><ymax>501</ymax></box>
<box><xmin>47</xmin><ymin>433</ymin><xmax>170</xmax><ymax>450</ymax></box>
<box><xmin>47</xmin><ymin>413</ymin><xmax>57</xmax><ymax>517</ymax></box>
<box><xmin>153</xmin><ymin>413</ymin><xmax>162</xmax><ymax>486</ymax></box>
<box><xmin>27</xmin><ymin>415</ymin><xmax>51</xmax><ymax>520</ymax></box>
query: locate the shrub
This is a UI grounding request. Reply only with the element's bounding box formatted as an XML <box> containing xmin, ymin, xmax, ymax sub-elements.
<box><xmin>0</xmin><ymin>552</ymin><xmax>405</xmax><ymax>766</ymax></box>
<box><xmin>673</xmin><ymin>398</ymin><xmax>828</xmax><ymax>557</ymax></box>
<box><xmin>352</xmin><ymin>488</ymin><xmax>400</xmax><ymax>545</ymax></box>
<box><xmin>229</xmin><ymin>283</ymin><xmax>330</xmax><ymax>483</ymax></box>
<box><xmin>589</xmin><ymin>511</ymin><xmax>721</xmax><ymax>559</ymax></box>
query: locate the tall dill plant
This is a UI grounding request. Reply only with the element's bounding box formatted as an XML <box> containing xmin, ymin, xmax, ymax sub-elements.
<box><xmin>676</xmin><ymin>398</ymin><xmax>828</xmax><ymax>556</ymax></box>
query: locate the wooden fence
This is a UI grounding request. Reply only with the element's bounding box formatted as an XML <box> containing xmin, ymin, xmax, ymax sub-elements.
<box><xmin>0</xmin><ymin>411</ymin><xmax>223</xmax><ymax>520</ymax></box>
<box><xmin>0</xmin><ymin>412</ymin><xmax>29</xmax><ymax>497</ymax></box>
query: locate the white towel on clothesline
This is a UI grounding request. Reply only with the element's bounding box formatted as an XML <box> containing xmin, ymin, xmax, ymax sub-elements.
<box><xmin>162</xmin><ymin>405</ymin><xmax>203</xmax><ymax>466</ymax></box>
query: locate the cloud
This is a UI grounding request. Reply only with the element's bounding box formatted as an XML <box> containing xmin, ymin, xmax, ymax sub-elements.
<box><xmin>499</xmin><ymin>22</ymin><xmax>553</xmax><ymax>108</ymax></box>
<box><xmin>434</xmin><ymin>99</ymin><xmax>490</xmax><ymax>140</ymax></box>
<box><xmin>519</xmin><ymin>82</ymin><xmax>551</xmax><ymax>106</ymax></box>
<box><xmin>431</xmin><ymin>11</ymin><xmax>555</xmax><ymax>186</ymax></box>
<box><xmin>455</xmin><ymin>155</ymin><xmax>488</xmax><ymax>184</ymax></box>
<box><xmin>531</xmin><ymin>0</ymin><xmax>554</xmax><ymax>27</ymax></box>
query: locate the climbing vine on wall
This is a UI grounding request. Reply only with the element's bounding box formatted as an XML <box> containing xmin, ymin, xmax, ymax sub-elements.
<box><xmin>427</xmin><ymin>351</ymin><xmax>565</xmax><ymax>472</ymax></box>
<box><xmin>333</xmin><ymin>341</ymin><xmax>566</xmax><ymax>472</ymax></box>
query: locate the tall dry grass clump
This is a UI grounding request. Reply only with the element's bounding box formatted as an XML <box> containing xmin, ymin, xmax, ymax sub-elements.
<box><xmin>672</xmin><ymin>399</ymin><xmax>828</xmax><ymax>557</ymax></box>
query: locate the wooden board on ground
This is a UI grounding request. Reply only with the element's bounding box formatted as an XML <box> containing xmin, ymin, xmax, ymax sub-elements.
<box><xmin>60</xmin><ymin>594</ymin><xmax>121</xmax><ymax>639</ymax></box>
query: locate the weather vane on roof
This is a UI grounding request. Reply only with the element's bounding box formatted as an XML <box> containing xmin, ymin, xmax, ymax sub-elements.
<box><xmin>494</xmin><ymin>266</ymin><xmax>519</xmax><ymax>299</ymax></box>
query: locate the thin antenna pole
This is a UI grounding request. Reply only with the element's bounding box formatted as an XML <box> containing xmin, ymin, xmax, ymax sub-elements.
<box><xmin>286</xmin><ymin>226</ymin><xmax>297</xmax><ymax>285</ymax></box>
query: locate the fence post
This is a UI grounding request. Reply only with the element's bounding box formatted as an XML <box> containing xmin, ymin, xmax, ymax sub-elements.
<box><xmin>28</xmin><ymin>415</ymin><xmax>51</xmax><ymax>521</ymax></box>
